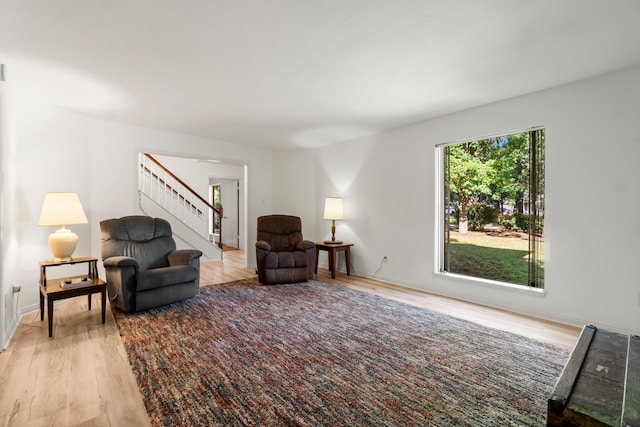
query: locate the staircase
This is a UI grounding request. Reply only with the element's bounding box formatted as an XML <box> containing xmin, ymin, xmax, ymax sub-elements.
<box><xmin>138</xmin><ymin>153</ymin><xmax>223</xmax><ymax>260</ymax></box>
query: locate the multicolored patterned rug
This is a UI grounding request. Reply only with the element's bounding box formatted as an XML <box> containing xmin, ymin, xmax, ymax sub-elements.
<box><xmin>112</xmin><ymin>279</ymin><xmax>569</xmax><ymax>426</ymax></box>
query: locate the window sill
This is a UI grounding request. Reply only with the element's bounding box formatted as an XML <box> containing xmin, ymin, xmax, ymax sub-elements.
<box><xmin>434</xmin><ymin>271</ymin><xmax>547</xmax><ymax>298</ymax></box>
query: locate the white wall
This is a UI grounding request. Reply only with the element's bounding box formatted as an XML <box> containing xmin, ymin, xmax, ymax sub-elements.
<box><xmin>306</xmin><ymin>65</ymin><xmax>640</xmax><ymax>334</ymax></box>
<box><xmin>0</xmin><ymin>64</ymin><xmax>8</xmax><ymax>348</ymax></box>
<box><xmin>272</xmin><ymin>149</ymin><xmax>317</xmax><ymax>239</ymax></box>
<box><xmin>0</xmin><ymin>98</ymin><xmax>273</xmax><ymax>343</ymax></box>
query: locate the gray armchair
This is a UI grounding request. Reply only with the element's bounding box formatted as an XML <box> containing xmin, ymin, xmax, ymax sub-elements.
<box><xmin>100</xmin><ymin>215</ymin><xmax>203</xmax><ymax>312</ymax></box>
<box><xmin>255</xmin><ymin>215</ymin><xmax>316</xmax><ymax>284</ymax></box>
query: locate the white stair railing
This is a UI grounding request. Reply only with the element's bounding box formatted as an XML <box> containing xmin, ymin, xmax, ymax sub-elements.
<box><xmin>138</xmin><ymin>153</ymin><xmax>219</xmax><ymax>243</ymax></box>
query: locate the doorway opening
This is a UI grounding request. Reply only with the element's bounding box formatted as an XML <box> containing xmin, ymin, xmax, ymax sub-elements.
<box><xmin>139</xmin><ymin>152</ymin><xmax>247</xmax><ymax>258</ymax></box>
<box><xmin>209</xmin><ymin>179</ymin><xmax>240</xmax><ymax>250</ymax></box>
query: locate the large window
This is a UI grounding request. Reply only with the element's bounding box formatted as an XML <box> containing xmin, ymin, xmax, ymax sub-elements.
<box><xmin>438</xmin><ymin>128</ymin><xmax>545</xmax><ymax>288</ymax></box>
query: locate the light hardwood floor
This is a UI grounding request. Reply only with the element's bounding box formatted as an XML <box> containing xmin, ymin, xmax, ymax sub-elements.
<box><xmin>0</xmin><ymin>250</ymin><xmax>580</xmax><ymax>426</ymax></box>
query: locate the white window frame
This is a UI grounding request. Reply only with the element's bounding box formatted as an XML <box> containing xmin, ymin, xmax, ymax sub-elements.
<box><xmin>433</xmin><ymin>127</ymin><xmax>546</xmax><ymax>295</ymax></box>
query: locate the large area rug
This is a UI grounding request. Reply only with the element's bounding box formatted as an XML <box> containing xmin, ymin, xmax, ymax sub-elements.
<box><xmin>112</xmin><ymin>279</ymin><xmax>569</xmax><ymax>426</ymax></box>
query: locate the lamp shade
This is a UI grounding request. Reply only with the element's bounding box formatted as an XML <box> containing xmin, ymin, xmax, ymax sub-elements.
<box><xmin>323</xmin><ymin>197</ymin><xmax>344</xmax><ymax>220</ymax></box>
<box><xmin>38</xmin><ymin>192</ymin><xmax>88</xmax><ymax>226</ymax></box>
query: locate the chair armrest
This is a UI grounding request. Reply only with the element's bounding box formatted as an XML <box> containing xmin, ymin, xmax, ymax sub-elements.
<box><xmin>168</xmin><ymin>249</ymin><xmax>203</xmax><ymax>267</ymax></box>
<box><xmin>296</xmin><ymin>240</ymin><xmax>316</xmax><ymax>251</ymax></box>
<box><xmin>297</xmin><ymin>240</ymin><xmax>316</xmax><ymax>280</ymax></box>
<box><xmin>102</xmin><ymin>256</ymin><xmax>139</xmax><ymax>312</ymax></box>
<box><xmin>256</xmin><ymin>241</ymin><xmax>272</xmax><ymax>251</ymax></box>
<box><xmin>103</xmin><ymin>256</ymin><xmax>139</xmax><ymax>270</ymax></box>
<box><xmin>255</xmin><ymin>241</ymin><xmax>273</xmax><ymax>284</ymax></box>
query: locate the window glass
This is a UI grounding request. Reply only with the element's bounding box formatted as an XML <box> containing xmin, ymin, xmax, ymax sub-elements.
<box><xmin>440</xmin><ymin>129</ymin><xmax>545</xmax><ymax>288</ymax></box>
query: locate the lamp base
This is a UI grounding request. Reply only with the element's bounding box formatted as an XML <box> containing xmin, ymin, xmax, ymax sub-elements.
<box><xmin>323</xmin><ymin>240</ymin><xmax>343</xmax><ymax>244</ymax></box>
<box><xmin>48</xmin><ymin>227</ymin><xmax>78</xmax><ymax>262</ymax></box>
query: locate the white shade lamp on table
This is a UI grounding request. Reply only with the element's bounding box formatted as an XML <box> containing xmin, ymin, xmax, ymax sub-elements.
<box><xmin>323</xmin><ymin>197</ymin><xmax>344</xmax><ymax>244</ymax></box>
<box><xmin>38</xmin><ymin>192</ymin><xmax>88</xmax><ymax>262</ymax></box>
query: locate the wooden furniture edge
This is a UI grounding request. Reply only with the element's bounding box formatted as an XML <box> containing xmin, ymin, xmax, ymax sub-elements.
<box><xmin>622</xmin><ymin>334</ymin><xmax>640</xmax><ymax>425</ymax></box>
<box><xmin>548</xmin><ymin>324</ymin><xmax>597</xmax><ymax>416</ymax></box>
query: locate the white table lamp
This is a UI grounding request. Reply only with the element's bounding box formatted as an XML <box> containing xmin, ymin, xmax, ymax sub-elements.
<box><xmin>38</xmin><ymin>192</ymin><xmax>88</xmax><ymax>262</ymax></box>
<box><xmin>323</xmin><ymin>197</ymin><xmax>344</xmax><ymax>244</ymax></box>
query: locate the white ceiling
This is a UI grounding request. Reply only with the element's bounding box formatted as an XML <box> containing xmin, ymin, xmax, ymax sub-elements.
<box><xmin>2</xmin><ymin>0</ymin><xmax>640</xmax><ymax>149</ymax></box>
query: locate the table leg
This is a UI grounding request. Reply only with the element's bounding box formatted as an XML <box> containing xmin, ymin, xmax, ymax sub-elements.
<box><xmin>101</xmin><ymin>287</ymin><xmax>106</xmax><ymax>324</ymax></box>
<box><xmin>47</xmin><ymin>298</ymin><xmax>54</xmax><ymax>338</ymax></box>
<box><xmin>40</xmin><ymin>291</ymin><xmax>44</xmax><ymax>321</ymax></box>
<box><xmin>329</xmin><ymin>248</ymin><xmax>336</xmax><ymax>279</ymax></box>
<box><xmin>88</xmin><ymin>294</ymin><xmax>92</xmax><ymax>311</ymax></box>
<box><xmin>314</xmin><ymin>248</ymin><xmax>319</xmax><ymax>274</ymax></box>
<box><xmin>345</xmin><ymin>247</ymin><xmax>351</xmax><ymax>276</ymax></box>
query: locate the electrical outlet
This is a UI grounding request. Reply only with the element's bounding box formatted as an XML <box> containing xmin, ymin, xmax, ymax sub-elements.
<box><xmin>12</xmin><ymin>285</ymin><xmax>21</xmax><ymax>293</ymax></box>
<box><xmin>383</xmin><ymin>256</ymin><xmax>389</xmax><ymax>263</ymax></box>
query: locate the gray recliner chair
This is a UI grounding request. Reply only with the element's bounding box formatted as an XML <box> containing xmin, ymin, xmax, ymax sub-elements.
<box><xmin>255</xmin><ymin>214</ymin><xmax>316</xmax><ymax>285</ymax></box>
<box><xmin>100</xmin><ymin>215</ymin><xmax>203</xmax><ymax>312</ymax></box>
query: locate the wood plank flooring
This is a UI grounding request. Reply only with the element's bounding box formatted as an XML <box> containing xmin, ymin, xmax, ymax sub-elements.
<box><xmin>0</xmin><ymin>250</ymin><xmax>580</xmax><ymax>426</ymax></box>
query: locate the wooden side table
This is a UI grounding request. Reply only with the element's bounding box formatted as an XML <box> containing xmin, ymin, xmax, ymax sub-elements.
<box><xmin>314</xmin><ymin>242</ymin><xmax>353</xmax><ymax>279</ymax></box>
<box><xmin>39</xmin><ymin>256</ymin><xmax>107</xmax><ymax>338</ymax></box>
